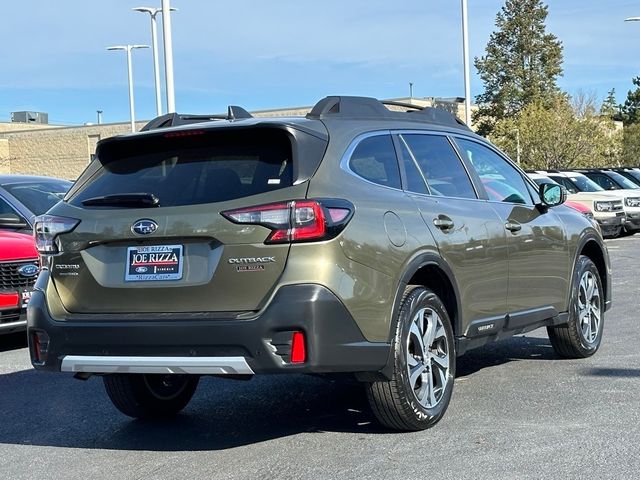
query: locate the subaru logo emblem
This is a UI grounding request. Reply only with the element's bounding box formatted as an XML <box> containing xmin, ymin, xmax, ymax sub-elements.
<box><xmin>18</xmin><ymin>264</ymin><xmax>39</xmax><ymax>278</ymax></box>
<box><xmin>131</xmin><ymin>219</ymin><xmax>158</xmax><ymax>236</ymax></box>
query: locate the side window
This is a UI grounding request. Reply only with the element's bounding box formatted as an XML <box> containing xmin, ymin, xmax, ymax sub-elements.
<box><xmin>400</xmin><ymin>134</ymin><xmax>476</xmax><ymax>199</ymax></box>
<box><xmin>397</xmin><ymin>138</ymin><xmax>429</xmax><ymax>194</ymax></box>
<box><xmin>455</xmin><ymin>138</ymin><xmax>531</xmax><ymax>205</ymax></box>
<box><xmin>348</xmin><ymin>135</ymin><xmax>401</xmax><ymax>189</ymax></box>
<box><xmin>589</xmin><ymin>174</ymin><xmax>616</xmax><ymax>190</ymax></box>
<box><xmin>550</xmin><ymin>176</ymin><xmax>577</xmax><ymax>194</ymax></box>
<box><xmin>0</xmin><ymin>196</ymin><xmax>19</xmax><ymax>216</ymax></box>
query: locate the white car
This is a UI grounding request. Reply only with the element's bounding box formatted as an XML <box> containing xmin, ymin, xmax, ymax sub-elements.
<box><xmin>530</xmin><ymin>172</ymin><xmax>627</xmax><ymax>238</ymax></box>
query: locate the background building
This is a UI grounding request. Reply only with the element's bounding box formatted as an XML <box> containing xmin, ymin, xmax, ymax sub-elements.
<box><xmin>0</xmin><ymin>97</ymin><xmax>471</xmax><ymax>181</ymax></box>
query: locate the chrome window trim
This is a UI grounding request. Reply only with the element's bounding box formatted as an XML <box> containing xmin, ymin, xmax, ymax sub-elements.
<box><xmin>340</xmin><ymin>129</ymin><xmax>482</xmax><ymax>200</ymax></box>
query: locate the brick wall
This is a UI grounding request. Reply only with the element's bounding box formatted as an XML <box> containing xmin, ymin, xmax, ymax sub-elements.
<box><xmin>0</xmin><ymin>122</ymin><xmax>145</xmax><ymax>180</ymax></box>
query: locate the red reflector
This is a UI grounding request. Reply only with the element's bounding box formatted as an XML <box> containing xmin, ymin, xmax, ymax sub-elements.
<box><xmin>291</xmin><ymin>331</ymin><xmax>306</xmax><ymax>364</ymax></box>
<box><xmin>33</xmin><ymin>332</ymin><xmax>42</xmax><ymax>363</ymax></box>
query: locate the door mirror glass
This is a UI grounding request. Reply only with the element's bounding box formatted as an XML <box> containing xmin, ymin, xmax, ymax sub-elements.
<box><xmin>539</xmin><ymin>183</ymin><xmax>566</xmax><ymax>207</ymax></box>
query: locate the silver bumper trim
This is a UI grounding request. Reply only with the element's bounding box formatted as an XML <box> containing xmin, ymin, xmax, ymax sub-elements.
<box><xmin>60</xmin><ymin>355</ymin><xmax>254</xmax><ymax>375</ymax></box>
<box><xmin>0</xmin><ymin>319</ymin><xmax>27</xmax><ymax>332</ymax></box>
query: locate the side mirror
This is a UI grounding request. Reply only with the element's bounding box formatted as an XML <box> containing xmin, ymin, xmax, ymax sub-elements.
<box><xmin>0</xmin><ymin>213</ymin><xmax>28</xmax><ymax>229</ymax></box>
<box><xmin>539</xmin><ymin>183</ymin><xmax>566</xmax><ymax>207</ymax></box>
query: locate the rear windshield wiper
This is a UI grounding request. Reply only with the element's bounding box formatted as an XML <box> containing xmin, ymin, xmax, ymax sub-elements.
<box><xmin>81</xmin><ymin>193</ymin><xmax>160</xmax><ymax>208</ymax></box>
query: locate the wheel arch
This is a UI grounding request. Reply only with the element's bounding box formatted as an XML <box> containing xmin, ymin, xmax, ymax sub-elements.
<box><xmin>391</xmin><ymin>253</ymin><xmax>462</xmax><ymax>340</ymax></box>
<box><xmin>576</xmin><ymin>235</ymin><xmax>610</xmax><ymax>307</ymax></box>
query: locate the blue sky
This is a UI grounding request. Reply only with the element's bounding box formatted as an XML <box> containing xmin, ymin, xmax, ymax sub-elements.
<box><xmin>1</xmin><ymin>0</ymin><xmax>640</xmax><ymax>125</ymax></box>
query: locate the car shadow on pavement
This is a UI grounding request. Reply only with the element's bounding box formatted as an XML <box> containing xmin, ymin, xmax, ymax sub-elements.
<box><xmin>0</xmin><ymin>332</ymin><xmax>27</xmax><ymax>353</ymax></box>
<box><xmin>0</xmin><ymin>334</ymin><xmax>557</xmax><ymax>451</ymax></box>
<box><xmin>456</xmin><ymin>335</ymin><xmax>557</xmax><ymax>378</ymax></box>
<box><xmin>582</xmin><ymin>367</ymin><xmax>640</xmax><ymax>378</ymax></box>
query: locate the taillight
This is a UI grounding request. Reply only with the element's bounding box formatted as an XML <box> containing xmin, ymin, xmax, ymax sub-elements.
<box><xmin>222</xmin><ymin>199</ymin><xmax>353</xmax><ymax>244</ymax></box>
<box><xmin>33</xmin><ymin>215</ymin><xmax>80</xmax><ymax>254</ymax></box>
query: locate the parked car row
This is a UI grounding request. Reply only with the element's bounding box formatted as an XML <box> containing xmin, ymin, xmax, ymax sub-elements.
<box><xmin>0</xmin><ymin>175</ymin><xmax>72</xmax><ymax>335</ymax></box>
<box><xmin>527</xmin><ymin>168</ymin><xmax>640</xmax><ymax>238</ymax></box>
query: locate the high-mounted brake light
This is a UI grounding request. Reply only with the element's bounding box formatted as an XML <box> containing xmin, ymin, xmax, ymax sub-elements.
<box><xmin>163</xmin><ymin>130</ymin><xmax>205</xmax><ymax>138</ymax></box>
<box><xmin>222</xmin><ymin>199</ymin><xmax>353</xmax><ymax>244</ymax></box>
<box><xmin>33</xmin><ymin>215</ymin><xmax>80</xmax><ymax>254</ymax></box>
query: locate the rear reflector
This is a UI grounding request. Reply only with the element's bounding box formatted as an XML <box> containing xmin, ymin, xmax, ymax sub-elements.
<box><xmin>291</xmin><ymin>331</ymin><xmax>306</xmax><ymax>364</ymax></box>
<box><xmin>32</xmin><ymin>330</ymin><xmax>50</xmax><ymax>364</ymax></box>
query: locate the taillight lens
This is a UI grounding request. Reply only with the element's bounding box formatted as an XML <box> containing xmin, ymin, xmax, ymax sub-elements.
<box><xmin>222</xmin><ymin>199</ymin><xmax>353</xmax><ymax>244</ymax></box>
<box><xmin>33</xmin><ymin>215</ymin><xmax>80</xmax><ymax>254</ymax></box>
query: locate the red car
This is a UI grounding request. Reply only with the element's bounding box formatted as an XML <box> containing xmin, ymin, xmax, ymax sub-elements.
<box><xmin>0</xmin><ymin>230</ymin><xmax>39</xmax><ymax>335</ymax></box>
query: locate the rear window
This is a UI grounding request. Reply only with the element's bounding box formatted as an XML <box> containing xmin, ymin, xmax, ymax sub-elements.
<box><xmin>69</xmin><ymin>129</ymin><xmax>294</xmax><ymax>207</ymax></box>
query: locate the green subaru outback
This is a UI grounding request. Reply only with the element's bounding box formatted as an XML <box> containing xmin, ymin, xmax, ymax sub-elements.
<box><xmin>28</xmin><ymin>96</ymin><xmax>610</xmax><ymax>431</ymax></box>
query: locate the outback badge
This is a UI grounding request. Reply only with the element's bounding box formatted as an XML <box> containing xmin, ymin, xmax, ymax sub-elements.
<box><xmin>131</xmin><ymin>219</ymin><xmax>158</xmax><ymax>236</ymax></box>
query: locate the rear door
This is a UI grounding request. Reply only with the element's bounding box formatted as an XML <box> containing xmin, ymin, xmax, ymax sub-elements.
<box><xmin>50</xmin><ymin>126</ymin><xmax>324</xmax><ymax>314</ymax></box>
<box><xmin>396</xmin><ymin>132</ymin><xmax>509</xmax><ymax>329</ymax></box>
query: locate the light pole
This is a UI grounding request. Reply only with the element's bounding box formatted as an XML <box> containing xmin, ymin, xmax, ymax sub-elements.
<box><xmin>133</xmin><ymin>6</ymin><xmax>177</xmax><ymax>116</ymax></box>
<box><xmin>162</xmin><ymin>0</ymin><xmax>176</xmax><ymax>113</ymax></box>
<box><xmin>96</xmin><ymin>110</ymin><xmax>103</xmax><ymax>124</ymax></box>
<box><xmin>107</xmin><ymin>45</ymin><xmax>150</xmax><ymax>132</ymax></box>
<box><xmin>461</xmin><ymin>0</ymin><xmax>472</xmax><ymax>127</ymax></box>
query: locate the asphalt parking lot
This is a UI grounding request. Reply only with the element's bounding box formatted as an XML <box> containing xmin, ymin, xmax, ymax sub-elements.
<box><xmin>1</xmin><ymin>235</ymin><xmax>639</xmax><ymax>480</ymax></box>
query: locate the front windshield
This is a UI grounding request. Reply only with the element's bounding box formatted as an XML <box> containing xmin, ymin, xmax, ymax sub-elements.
<box><xmin>567</xmin><ymin>174</ymin><xmax>604</xmax><ymax>193</ymax></box>
<box><xmin>3</xmin><ymin>179</ymin><xmax>72</xmax><ymax>215</ymax></box>
<box><xmin>622</xmin><ymin>170</ymin><xmax>640</xmax><ymax>185</ymax></box>
<box><xmin>607</xmin><ymin>171</ymin><xmax>640</xmax><ymax>189</ymax></box>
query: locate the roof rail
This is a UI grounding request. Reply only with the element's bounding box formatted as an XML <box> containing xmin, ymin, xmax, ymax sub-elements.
<box><xmin>306</xmin><ymin>96</ymin><xmax>470</xmax><ymax>130</ymax></box>
<box><xmin>140</xmin><ymin>105</ymin><xmax>253</xmax><ymax>131</ymax></box>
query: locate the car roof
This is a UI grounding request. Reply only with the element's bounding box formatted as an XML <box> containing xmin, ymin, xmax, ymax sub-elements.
<box><xmin>0</xmin><ymin>174</ymin><xmax>72</xmax><ymax>185</ymax></box>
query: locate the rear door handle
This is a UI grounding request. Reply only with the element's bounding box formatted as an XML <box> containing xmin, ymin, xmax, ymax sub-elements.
<box><xmin>433</xmin><ymin>215</ymin><xmax>455</xmax><ymax>231</ymax></box>
<box><xmin>505</xmin><ymin>222</ymin><xmax>522</xmax><ymax>233</ymax></box>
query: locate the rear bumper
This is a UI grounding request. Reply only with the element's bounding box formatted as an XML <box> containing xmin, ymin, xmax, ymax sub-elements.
<box><xmin>27</xmin><ymin>271</ymin><xmax>390</xmax><ymax>375</ymax></box>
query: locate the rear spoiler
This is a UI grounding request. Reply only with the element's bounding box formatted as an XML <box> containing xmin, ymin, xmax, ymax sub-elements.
<box><xmin>141</xmin><ymin>106</ymin><xmax>253</xmax><ymax>131</ymax></box>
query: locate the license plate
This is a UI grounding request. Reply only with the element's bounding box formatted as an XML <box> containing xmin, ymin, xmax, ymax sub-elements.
<box><xmin>20</xmin><ymin>289</ymin><xmax>33</xmax><ymax>308</ymax></box>
<box><xmin>125</xmin><ymin>245</ymin><xmax>183</xmax><ymax>282</ymax></box>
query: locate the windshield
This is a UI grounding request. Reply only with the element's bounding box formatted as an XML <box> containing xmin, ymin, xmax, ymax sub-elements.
<box><xmin>3</xmin><ymin>179</ymin><xmax>72</xmax><ymax>215</ymax></box>
<box><xmin>621</xmin><ymin>170</ymin><xmax>640</xmax><ymax>185</ymax></box>
<box><xmin>566</xmin><ymin>174</ymin><xmax>604</xmax><ymax>193</ymax></box>
<box><xmin>607</xmin><ymin>171</ymin><xmax>640</xmax><ymax>189</ymax></box>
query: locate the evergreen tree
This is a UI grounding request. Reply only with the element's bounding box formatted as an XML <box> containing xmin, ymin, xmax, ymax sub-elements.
<box><xmin>474</xmin><ymin>0</ymin><xmax>563</xmax><ymax>135</ymax></box>
<box><xmin>599</xmin><ymin>88</ymin><xmax>619</xmax><ymax>119</ymax></box>
<box><xmin>620</xmin><ymin>77</ymin><xmax>640</xmax><ymax>126</ymax></box>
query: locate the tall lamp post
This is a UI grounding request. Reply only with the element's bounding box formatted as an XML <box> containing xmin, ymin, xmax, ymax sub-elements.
<box><xmin>162</xmin><ymin>0</ymin><xmax>176</xmax><ymax>113</ymax></box>
<box><xmin>107</xmin><ymin>44</ymin><xmax>150</xmax><ymax>132</ymax></box>
<box><xmin>133</xmin><ymin>6</ymin><xmax>177</xmax><ymax>117</ymax></box>
<box><xmin>461</xmin><ymin>0</ymin><xmax>472</xmax><ymax>127</ymax></box>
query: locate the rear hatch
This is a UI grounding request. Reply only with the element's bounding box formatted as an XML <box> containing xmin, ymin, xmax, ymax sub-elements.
<box><xmin>47</xmin><ymin>123</ymin><xmax>327</xmax><ymax>314</ymax></box>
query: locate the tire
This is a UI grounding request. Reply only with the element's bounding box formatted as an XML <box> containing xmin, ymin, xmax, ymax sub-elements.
<box><xmin>547</xmin><ymin>256</ymin><xmax>604</xmax><ymax>358</ymax></box>
<box><xmin>366</xmin><ymin>286</ymin><xmax>456</xmax><ymax>431</ymax></box>
<box><xmin>103</xmin><ymin>373</ymin><xmax>199</xmax><ymax>419</ymax></box>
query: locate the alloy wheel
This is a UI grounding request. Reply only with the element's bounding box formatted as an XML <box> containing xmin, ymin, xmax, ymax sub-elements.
<box><xmin>406</xmin><ymin>307</ymin><xmax>451</xmax><ymax>408</ymax></box>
